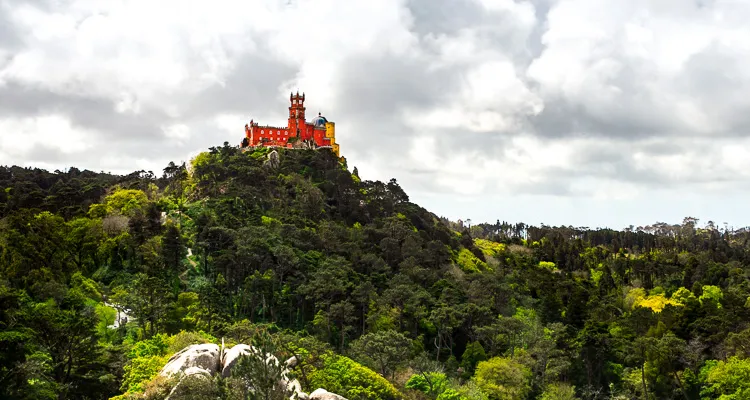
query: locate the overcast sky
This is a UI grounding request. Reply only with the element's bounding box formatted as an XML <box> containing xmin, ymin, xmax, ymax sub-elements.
<box><xmin>2</xmin><ymin>0</ymin><xmax>750</xmax><ymax>229</ymax></box>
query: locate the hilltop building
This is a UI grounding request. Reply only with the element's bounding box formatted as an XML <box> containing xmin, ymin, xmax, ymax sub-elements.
<box><xmin>241</xmin><ymin>91</ymin><xmax>340</xmax><ymax>157</ymax></box>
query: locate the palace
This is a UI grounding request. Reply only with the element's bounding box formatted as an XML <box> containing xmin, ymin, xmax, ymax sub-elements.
<box><xmin>241</xmin><ymin>91</ymin><xmax>340</xmax><ymax>157</ymax></box>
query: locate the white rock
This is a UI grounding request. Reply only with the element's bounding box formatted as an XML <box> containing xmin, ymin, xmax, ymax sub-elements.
<box><xmin>164</xmin><ymin>366</ymin><xmax>214</xmax><ymax>400</ymax></box>
<box><xmin>221</xmin><ymin>344</ymin><xmax>254</xmax><ymax>378</ymax></box>
<box><xmin>287</xmin><ymin>379</ymin><xmax>302</xmax><ymax>396</ymax></box>
<box><xmin>285</xmin><ymin>355</ymin><xmax>299</xmax><ymax>369</ymax></box>
<box><xmin>183</xmin><ymin>366</ymin><xmax>212</xmax><ymax>378</ymax></box>
<box><xmin>160</xmin><ymin>343</ymin><xmax>343</xmax><ymax>400</ymax></box>
<box><xmin>310</xmin><ymin>388</ymin><xmax>348</xmax><ymax>400</ymax></box>
<box><xmin>160</xmin><ymin>344</ymin><xmax>221</xmax><ymax>377</ymax></box>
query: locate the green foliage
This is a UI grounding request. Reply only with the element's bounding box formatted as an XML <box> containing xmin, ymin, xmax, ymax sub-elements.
<box><xmin>700</xmin><ymin>356</ymin><xmax>750</xmax><ymax>399</ymax></box>
<box><xmin>121</xmin><ymin>355</ymin><xmax>168</xmax><ymax>393</ymax></box>
<box><xmin>538</xmin><ymin>261</ymin><xmax>557</xmax><ymax>272</ymax></box>
<box><xmin>473</xmin><ymin>356</ymin><xmax>531</xmax><ymax>400</ymax></box>
<box><xmin>456</xmin><ymin>248</ymin><xmax>489</xmax><ymax>273</ymax></box>
<box><xmin>95</xmin><ymin>303</ymin><xmax>117</xmax><ymax>340</ymax></box>
<box><xmin>104</xmin><ymin>188</ymin><xmax>149</xmax><ymax>216</ymax></box>
<box><xmin>309</xmin><ymin>354</ymin><xmax>403</xmax><ymax>400</ymax></box>
<box><xmin>670</xmin><ymin>287</ymin><xmax>698</xmax><ymax>305</ymax></box>
<box><xmin>6</xmin><ymin>147</ymin><xmax>750</xmax><ymax>400</ymax></box>
<box><xmin>228</xmin><ymin>333</ymin><xmax>293</xmax><ymax>400</ymax></box>
<box><xmin>88</xmin><ymin>203</ymin><xmax>109</xmax><ymax>218</ymax></box>
<box><xmin>460</xmin><ymin>341</ymin><xmax>487</xmax><ymax>378</ymax></box>
<box><xmin>349</xmin><ymin>329</ymin><xmax>411</xmax><ymax>378</ymax></box>
<box><xmin>127</xmin><ymin>334</ymin><xmax>171</xmax><ymax>359</ymax></box>
<box><xmin>539</xmin><ymin>382</ymin><xmax>578</xmax><ymax>400</ymax></box>
<box><xmin>191</xmin><ymin>151</ymin><xmax>214</xmax><ymax>170</ymax></box>
<box><xmin>473</xmin><ymin>239</ymin><xmax>505</xmax><ymax>257</ymax></box>
<box><xmin>699</xmin><ymin>285</ymin><xmax>723</xmax><ymax>308</ymax></box>
<box><xmin>71</xmin><ymin>271</ymin><xmax>103</xmax><ymax>301</ymax></box>
<box><xmin>405</xmin><ymin>372</ymin><xmax>450</xmax><ymax>397</ymax></box>
<box><xmin>625</xmin><ymin>287</ymin><xmax>683</xmax><ymax>312</ymax></box>
<box><xmin>167</xmin><ymin>330</ymin><xmax>216</xmax><ymax>354</ymax></box>
<box><xmin>121</xmin><ymin>334</ymin><xmax>173</xmax><ymax>393</ymax></box>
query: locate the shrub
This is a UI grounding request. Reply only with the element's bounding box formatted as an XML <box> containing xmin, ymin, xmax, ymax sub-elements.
<box><xmin>405</xmin><ymin>372</ymin><xmax>450</xmax><ymax>397</ymax></box>
<box><xmin>309</xmin><ymin>354</ymin><xmax>403</xmax><ymax>400</ymax></box>
<box><xmin>120</xmin><ymin>355</ymin><xmax>169</xmax><ymax>393</ymax></box>
<box><xmin>539</xmin><ymin>382</ymin><xmax>577</xmax><ymax>400</ymax></box>
<box><xmin>473</xmin><ymin>357</ymin><xmax>531</xmax><ymax>400</ymax></box>
<box><xmin>456</xmin><ymin>249</ymin><xmax>488</xmax><ymax>273</ymax></box>
<box><xmin>167</xmin><ymin>330</ymin><xmax>216</xmax><ymax>354</ymax></box>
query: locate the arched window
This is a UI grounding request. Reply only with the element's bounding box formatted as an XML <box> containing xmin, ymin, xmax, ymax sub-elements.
<box><xmin>261</xmin><ymin>130</ymin><xmax>264</xmax><ymax>134</ymax></box>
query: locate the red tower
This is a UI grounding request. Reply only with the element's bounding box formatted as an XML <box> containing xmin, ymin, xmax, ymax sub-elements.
<box><xmin>288</xmin><ymin>91</ymin><xmax>306</xmax><ymax>139</ymax></box>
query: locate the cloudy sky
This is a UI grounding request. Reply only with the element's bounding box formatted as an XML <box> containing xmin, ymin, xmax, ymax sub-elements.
<box><xmin>2</xmin><ymin>0</ymin><xmax>750</xmax><ymax>229</ymax></box>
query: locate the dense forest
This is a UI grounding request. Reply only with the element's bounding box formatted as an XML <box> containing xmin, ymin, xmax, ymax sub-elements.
<box><xmin>2</xmin><ymin>143</ymin><xmax>750</xmax><ymax>400</ymax></box>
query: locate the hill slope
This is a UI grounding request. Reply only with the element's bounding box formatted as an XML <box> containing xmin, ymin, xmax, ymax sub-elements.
<box><xmin>2</xmin><ymin>144</ymin><xmax>750</xmax><ymax>399</ymax></box>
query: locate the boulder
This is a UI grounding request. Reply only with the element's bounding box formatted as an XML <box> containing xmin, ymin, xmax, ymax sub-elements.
<box><xmin>286</xmin><ymin>378</ymin><xmax>303</xmax><ymax>398</ymax></box>
<box><xmin>160</xmin><ymin>344</ymin><xmax>221</xmax><ymax>377</ymax></box>
<box><xmin>285</xmin><ymin>355</ymin><xmax>299</xmax><ymax>369</ymax></box>
<box><xmin>309</xmin><ymin>388</ymin><xmax>348</xmax><ymax>400</ymax></box>
<box><xmin>159</xmin><ymin>342</ymin><xmax>342</xmax><ymax>400</ymax></box>
<box><xmin>221</xmin><ymin>344</ymin><xmax>254</xmax><ymax>378</ymax></box>
<box><xmin>164</xmin><ymin>366</ymin><xmax>214</xmax><ymax>400</ymax></box>
<box><xmin>264</xmin><ymin>150</ymin><xmax>281</xmax><ymax>169</ymax></box>
<box><xmin>182</xmin><ymin>366</ymin><xmax>212</xmax><ymax>378</ymax></box>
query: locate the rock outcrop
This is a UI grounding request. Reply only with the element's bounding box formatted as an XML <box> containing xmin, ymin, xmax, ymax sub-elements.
<box><xmin>264</xmin><ymin>149</ymin><xmax>281</xmax><ymax>169</ymax></box>
<box><xmin>160</xmin><ymin>343</ymin><xmax>221</xmax><ymax>377</ymax></box>
<box><xmin>309</xmin><ymin>388</ymin><xmax>348</xmax><ymax>400</ymax></box>
<box><xmin>221</xmin><ymin>344</ymin><xmax>252</xmax><ymax>378</ymax></box>
<box><xmin>158</xmin><ymin>343</ymin><xmax>344</xmax><ymax>400</ymax></box>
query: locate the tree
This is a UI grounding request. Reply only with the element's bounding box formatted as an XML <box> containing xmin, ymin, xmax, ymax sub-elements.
<box><xmin>408</xmin><ymin>353</ymin><xmax>446</xmax><ymax>396</ymax></box>
<box><xmin>539</xmin><ymin>382</ymin><xmax>578</xmax><ymax>400</ymax></box>
<box><xmin>349</xmin><ymin>329</ymin><xmax>411</xmax><ymax>379</ymax></box>
<box><xmin>460</xmin><ymin>341</ymin><xmax>487</xmax><ymax>378</ymax></box>
<box><xmin>226</xmin><ymin>330</ymin><xmax>295</xmax><ymax>400</ymax></box>
<box><xmin>161</xmin><ymin>223</ymin><xmax>185</xmax><ymax>277</ymax></box>
<box><xmin>23</xmin><ymin>290</ymin><xmax>110</xmax><ymax>399</ymax></box>
<box><xmin>473</xmin><ymin>356</ymin><xmax>532</xmax><ymax>400</ymax></box>
<box><xmin>111</xmin><ymin>273</ymin><xmax>170</xmax><ymax>338</ymax></box>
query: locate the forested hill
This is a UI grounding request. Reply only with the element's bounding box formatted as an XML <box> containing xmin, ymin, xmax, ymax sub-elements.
<box><xmin>2</xmin><ymin>143</ymin><xmax>750</xmax><ymax>400</ymax></box>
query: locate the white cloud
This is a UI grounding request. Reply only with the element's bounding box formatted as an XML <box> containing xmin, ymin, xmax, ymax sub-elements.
<box><xmin>3</xmin><ymin>0</ymin><xmax>750</xmax><ymax>227</ymax></box>
<box><xmin>0</xmin><ymin>115</ymin><xmax>92</xmax><ymax>155</ymax></box>
<box><xmin>162</xmin><ymin>124</ymin><xmax>191</xmax><ymax>143</ymax></box>
<box><xmin>404</xmin><ymin>60</ymin><xmax>543</xmax><ymax>133</ymax></box>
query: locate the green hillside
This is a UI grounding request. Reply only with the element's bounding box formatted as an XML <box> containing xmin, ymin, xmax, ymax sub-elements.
<box><xmin>2</xmin><ymin>143</ymin><xmax>750</xmax><ymax>399</ymax></box>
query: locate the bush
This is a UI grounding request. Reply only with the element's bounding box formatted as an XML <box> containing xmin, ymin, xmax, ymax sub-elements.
<box><xmin>473</xmin><ymin>357</ymin><xmax>531</xmax><ymax>400</ymax></box>
<box><xmin>167</xmin><ymin>330</ymin><xmax>216</xmax><ymax>354</ymax></box>
<box><xmin>309</xmin><ymin>354</ymin><xmax>403</xmax><ymax>400</ymax></box>
<box><xmin>456</xmin><ymin>249</ymin><xmax>488</xmax><ymax>273</ymax></box>
<box><xmin>405</xmin><ymin>372</ymin><xmax>450</xmax><ymax>397</ymax></box>
<box><xmin>539</xmin><ymin>382</ymin><xmax>577</xmax><ymax>400</ymax></box>
<box><xmin>127</xmin><ymin>334</ymin><xmax>171</xmax><ymax>359</ymax></box>
<box><xmin>120</xmin><ymin>355</ymin><xmax>169</xmax><ymax>393</ymax></box>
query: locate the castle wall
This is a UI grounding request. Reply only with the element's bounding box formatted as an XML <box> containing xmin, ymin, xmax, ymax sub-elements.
<box><xmin>249</xmin><ymin>125</ymin><xmax>291</xmax><ymax>146</ymax></box>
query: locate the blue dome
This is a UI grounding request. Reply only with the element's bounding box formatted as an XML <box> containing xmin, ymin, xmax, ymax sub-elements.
<box><xmin>312</xmin><ymin>113</ymin><xmax>327</xmax><ymax>127</ymax></box>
